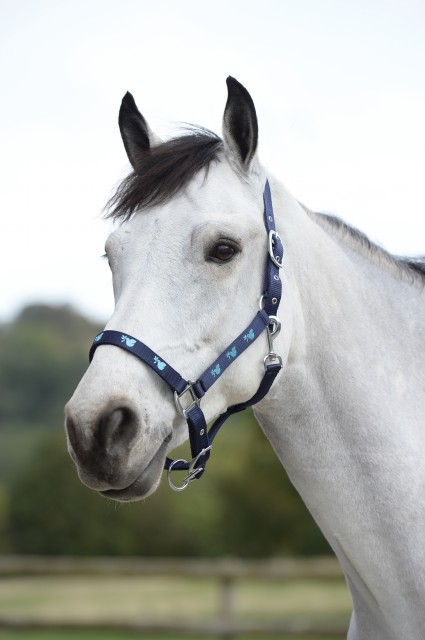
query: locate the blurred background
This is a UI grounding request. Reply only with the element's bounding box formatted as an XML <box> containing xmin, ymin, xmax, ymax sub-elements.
<box><xmin>0</xmin><ymin>304</ymin><xmax>347</xmax><ymax>640</ymax></box>
<box><xmin>1</xmin><ymin>0</ymin><xmax>425</xmax><ymax>638</ymax></box>
<box><xmin>0</xmin><ymin>303</ymin><xmax>330</xmax><ymax>559</ymax></box>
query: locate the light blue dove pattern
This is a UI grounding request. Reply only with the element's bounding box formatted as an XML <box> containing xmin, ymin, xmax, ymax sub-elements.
<box><xmin>243</xmin><ymin>328</ymin><xmax>255</xmax><ymax>342</ymax></box>
<box><xmin>226</xmin><ymin>346</ymin><xmax>237</xmax><ymax>359</ymax></box>
<box><xmin>153</xmin><ymin>356</ymin><xmax>167</xmax><ymax>371</ymax></box>
<box><xmin>211</xmin><ymin>364</ymin><xmax>221</xmax><ymax>378</ymax></box>
<box><xmin>94</xmin><ymin>332</ymin><xmax>104</xmax><ymax>342</ymax></box>
<box><xmin>121</xmin><ymin>335</ymin><xmax>137</xmax><ymax>347</ymax></box>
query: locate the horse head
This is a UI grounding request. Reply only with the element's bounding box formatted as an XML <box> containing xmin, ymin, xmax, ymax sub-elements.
<box><xmin>65</xmin><ymin>78</ymin><xmax>286</xmax><ymax>501</ymax></box>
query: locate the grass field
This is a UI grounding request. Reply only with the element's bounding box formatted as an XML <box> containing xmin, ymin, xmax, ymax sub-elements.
<box><xmin>0</xmin><ymin>574</ymin><xmax>350</xmax><ymax>639</ymax></box>
<box><xmin>0</xmin><ymin>631</ymin><xmax>346</xmax><ymax>640</ymax></box>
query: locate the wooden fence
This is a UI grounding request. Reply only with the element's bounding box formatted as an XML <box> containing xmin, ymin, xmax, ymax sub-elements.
<box><xmin>0</xmin><ymin>555</ymin><xmax>348</xmax><ymax>638</ymax></box>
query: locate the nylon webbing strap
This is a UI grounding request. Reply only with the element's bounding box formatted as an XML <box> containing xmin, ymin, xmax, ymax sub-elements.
<box><xmin>89</xmin><ymin>330</ymin><xmax>187</xmax><ymax>395</ymax></box>
<box><xmin>164</xmin><ymin>362</ymin><xmax>282</xmax><ymax>474</ymax></box>
<box><xmin>262</xmin><ymin>180</ymin><xmax>283</xmax><ymax>316</ymax></box>
<box><xmin>194</xmin><ymin>310</ymin><xmax>270</xmax><ymax>395</ymax></box>
<box><xmin>164</xmin><ymin>404</ymin><xmax>209</xmax><ymax>475</ymax></box>
<box><xmin>207</xmin><ymin>362</ymin><xmax>282</xmax><ymax>444</ymax></box>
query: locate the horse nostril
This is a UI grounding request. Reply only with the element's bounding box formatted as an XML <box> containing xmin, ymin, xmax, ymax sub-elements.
<box><xmin>97</xmin><ymin>406</ymin><xmax>139</xmax><ymax>453</ymax></box>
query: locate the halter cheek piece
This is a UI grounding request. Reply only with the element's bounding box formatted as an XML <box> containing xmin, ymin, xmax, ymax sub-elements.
<box><xmin>89</xmin><ymin>180</ymin><xmax>284</xmax><ymax>491</ymax></box>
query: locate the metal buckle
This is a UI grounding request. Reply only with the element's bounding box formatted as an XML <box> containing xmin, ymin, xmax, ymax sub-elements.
<box><xmin>167</xmin><ymin>446</ymin><xmax>212</xmax><ymax>492</ymax></box>
<box><xmin>268</xmin><ymin>230</ymin><xmax>283</xmax><ymax>269</ymax></box>
<box><xmin>174</xmin><ymin>382</ymin><xmax>200</xmax><ymax>418</ymax></box>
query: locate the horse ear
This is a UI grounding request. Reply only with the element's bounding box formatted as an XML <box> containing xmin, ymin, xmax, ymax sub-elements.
<box><xmin>118</xmin><ymin>92</ymin><xmax>161</xmax><ymax>169</ymax></box>
<box><xmin>222</xmin><ymin>76</ymin><xmax>259</xmax><ymax>170</ymax></box>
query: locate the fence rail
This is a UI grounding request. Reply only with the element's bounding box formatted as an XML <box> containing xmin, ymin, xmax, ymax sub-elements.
<box><xmin>0</xmin><ymin>555</ymin><xmax>348</xmax><ymax>638</ymax></box>
<box><xmin>0</xmin><ymin>554</ymin><xmax>343</xmax><ymax>579</ymax></box>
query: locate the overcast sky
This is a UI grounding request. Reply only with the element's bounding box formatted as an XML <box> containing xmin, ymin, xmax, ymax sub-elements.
<box><xmin>1</xmin><ymin>0</ymin><xmax>425</xmax><ymax>323</ymax></box>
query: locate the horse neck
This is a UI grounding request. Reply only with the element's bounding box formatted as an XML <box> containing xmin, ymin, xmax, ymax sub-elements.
<box><xmin>255</xmin><ymin>179</ymin><xmax>425</xmax><ymax>639</ymax></box>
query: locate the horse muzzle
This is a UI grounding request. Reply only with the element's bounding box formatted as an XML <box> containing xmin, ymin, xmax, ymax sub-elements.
<box><xmin>64</xmin><ymin>395</ymin><xmax>172</xmax><ymax>501</ymax></box>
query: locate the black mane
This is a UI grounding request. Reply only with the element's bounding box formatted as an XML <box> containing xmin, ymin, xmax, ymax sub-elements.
<box><xmin>316</xmin><ymin>212</ymin><xmax>425</xmax><ymax>285</ymax></box>
<box><xmin>107</xmin><ymin>127</ymin><xmax>223</xmax><ymax>221</ymax></box>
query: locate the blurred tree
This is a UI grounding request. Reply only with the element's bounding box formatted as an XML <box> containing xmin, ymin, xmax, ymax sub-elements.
<box><xmin>0</xmin><ymin>305</ymin><xmax>100</xmax><ymax>426</ymax></box>
<box><xmin>6</xmin><ymin>433</ymin><xmax>224</xmax><ymax>556</ymax></box>
<box><xmin>0</xmin><ymin>485</ymin><xmax>10</xmax><ymax>552</ymax></box>
<box><xmin>5</xmin><ymin>421</ymin><xmax>330</xmax><ymax>557</ymax></box>
<box><xmin>215</xmin><ymin>415</ymin><xmax>332</xmax><ymax>557</ymax></box>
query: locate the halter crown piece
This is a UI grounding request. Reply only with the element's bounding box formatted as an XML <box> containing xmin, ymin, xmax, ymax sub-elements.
<box><xmin>89</xmin><ymin>180</ymin><xmax>284</xmax><ymax>491</ymax></box>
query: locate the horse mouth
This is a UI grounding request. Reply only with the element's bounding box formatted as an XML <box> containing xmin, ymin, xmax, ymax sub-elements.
<box><xmin>98</xmin><ymin>440</ymin><xmax>168</xmax><ymax>502</ymax></box>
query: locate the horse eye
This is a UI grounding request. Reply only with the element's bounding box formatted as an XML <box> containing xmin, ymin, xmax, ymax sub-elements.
<box><xmin>209</xmin><ymin>242</ymin><xmax>237</xmax><ymax>263</ymax></box>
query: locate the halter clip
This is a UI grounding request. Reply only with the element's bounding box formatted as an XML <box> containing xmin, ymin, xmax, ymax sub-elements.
<box><xmin>264</xmin><ymin>315</ymin><xmax>283</xmax><ymax>370</ymax></box>
<box><xmin>167</xmin><ymin>446</ymin><xmax>212</xmax><ymax>492</ymax></box>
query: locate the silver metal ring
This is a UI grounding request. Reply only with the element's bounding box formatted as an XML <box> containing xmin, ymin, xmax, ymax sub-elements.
<box><xmin>167</xmin><ymin>446</ymin><xmax>212</xmax><ymax>492</ymax></box>
<box><xmin>167</xmin><ymin>458</ymin><xmax>191</xmax><ymax>492</ymax></box>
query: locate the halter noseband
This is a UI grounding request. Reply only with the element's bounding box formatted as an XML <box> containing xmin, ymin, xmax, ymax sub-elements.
<box><xmin>89</xmin><ymin>180</ymin><xmax>284</xmax><ymax>491</ymax></box>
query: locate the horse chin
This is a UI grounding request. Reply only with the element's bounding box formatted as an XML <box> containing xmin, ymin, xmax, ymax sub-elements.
<box><xmin>98</xmin><ymin>441</ymin><xmax>167</xmax><ymax>503</ymax></box>
<box><xmin>99</xmin><ymin>474</ymin><xmax>160</xmax><ymax>502</ymax></box>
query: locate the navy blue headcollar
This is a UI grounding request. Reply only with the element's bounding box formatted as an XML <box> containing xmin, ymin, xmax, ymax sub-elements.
<box><xmin>89</xmin><ymin>180</ymin><xmax>284</xmax><ymax>491</ymax></box>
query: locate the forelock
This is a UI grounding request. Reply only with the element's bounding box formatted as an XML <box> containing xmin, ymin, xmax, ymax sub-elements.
<box><xmin>106</xmin><ymin>128</ymin><xmax>223</xmax><ymax>221</ymax></box>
